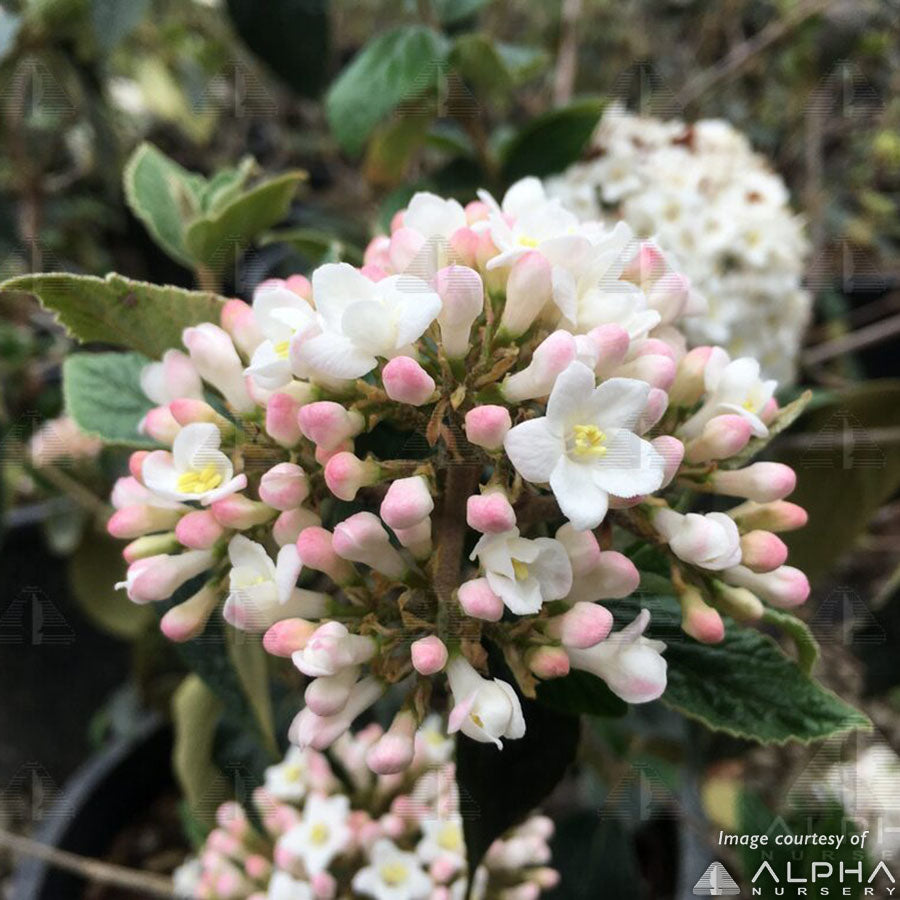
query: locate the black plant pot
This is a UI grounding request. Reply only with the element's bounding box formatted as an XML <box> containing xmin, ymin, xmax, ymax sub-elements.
<box><xmin>11</xmin><ymin>714</ymin><xmax>173</xmax><ymax>900</ymax></box>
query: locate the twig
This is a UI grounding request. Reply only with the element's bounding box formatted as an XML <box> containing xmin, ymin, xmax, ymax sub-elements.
<box><xmin>0</xmin><ymin>828</ymin><xmax>175</xmax><ymax>898</ymax></box>
<box><xmin>802</xmin><ymin>311</ymin><xmax>900</xmax><ymax>366</ymax></box>
<box><xmin>553</xmin><ymin>0</ymin><xmax>583</xmax><ymax>106</ymax></box>
<box><xmin>433</xmin><ymin>464</ymin><xmax>481</xmax><ymax>610</ymax></box>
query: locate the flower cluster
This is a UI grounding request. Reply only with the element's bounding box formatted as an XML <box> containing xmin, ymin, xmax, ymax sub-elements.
<box><xmin>108</xmin><ymin>176</ymin><xmax>811</xmax><ymax>765</ymax></box>
<box><xmin>545</xmin><ymin>105</ymin><xmax>812</xmax><ymax>382</ymax></box>
<box><xmin>174</xmin><ymin>720</ymin><xmax>557</xmax><ymax>900</ymax></box>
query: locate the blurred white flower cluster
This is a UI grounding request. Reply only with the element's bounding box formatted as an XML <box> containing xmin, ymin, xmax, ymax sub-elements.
<box><xmin>545</xmin><ymin>105</ymin><xmax>812</xmax><ymax>382</ymax></box>
<box><xmin>174</xmin><ymin>719</ymin><xmax>557</xmax><ymax>900</ymax></box>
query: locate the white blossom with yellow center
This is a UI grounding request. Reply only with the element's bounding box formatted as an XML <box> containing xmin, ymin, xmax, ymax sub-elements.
<box><xmin>353</xmin><ymin>839</ymin><xmax>432</xmax><ymax>900</ymax></box>
<box><xmin>446</xmin><ymin>656</ymin><xmax>525</xmax><ymax>749</ymax></box>
<box><xmin>263</xmin><ymin>746</ymin><xmax>311</xmax><ymax>802</ymax></box>
<box><xmin>276</xmin><ymin>793</ymin><xmax>351</xmax><ymax>875</ymax></box>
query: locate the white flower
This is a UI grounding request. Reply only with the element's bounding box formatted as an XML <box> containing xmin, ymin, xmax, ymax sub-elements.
<box><xmin>403</xmin><ymin>192</ymin><xmax>467</xmax><ymax>246</ymax></box>
<box><xmin>653</xmin><ymin>508</ymin><xmax>742</xmax><ymax>571</ymax></box>
<box><xmin>141</xmin><ymin>422</ymin><xmax>246</xmax><ymax>505</ymax></box>
<box><xmin>446</xmin><ymin>656</ymin><xmax>525</xmax><ymax>748</ymax></box>
<box><xmin>353</xmin><ymin>839</ymin><xmax>432</xmax><ymax>900</ymax></box>
<box><xmin>566</xmin><ymin>609</ymin><xmax>667</xmax><ymax>703</ymax></box>
<box><xmin>416</xmin><ymin>818</ymin><xmax>465</xmax><ymax>870</ymax></box>
<box><xmin>504</xmin><ymin>362</ymin><xmax>665</xmax><ymax>531</ymax></box>
<box><xmin>680</xmin><ymin>350</ymin><xmax>776</xmax><ymax>440</ymax></box>
<box><xmin>245</xmin><ymin>281</ymin><xmax>317</xmax><ymax>389</ymax></box>
<box><xmin>414</xmin><ymin>714</ymin><xmax>454</xmax><ymax>765</ymax></box>
<box><xmin>277</xmin><ymin>793</ymin><xmax>351</xmax><ymax>875</ymax></box>
<box><xmin>292</xmin><ymin>621</ymin><xmax>376</xmax><ymax>678</ymax></box>
<box><xmin>268</xmin><ymin>870</ymin><xmax>313</xmax><ymax>900</ymax></box>
<box><xmin>470</xmin><ymin>528</ymin><xmax>572</xmax><ymax>615</ymax></box>
<box><xmin>263</xmin><ymin>745</ymin><xmax>313</xmax><ymax>802</ymax></box>
<box><xmin>224</xmin><ymin>535</ymin><xmax>328</xmax><ymax>632</ymax></box>
<box><xmin>297</xmin><ymin>263</ymin><xmax>442</xmax><ymax>379</ymax></box>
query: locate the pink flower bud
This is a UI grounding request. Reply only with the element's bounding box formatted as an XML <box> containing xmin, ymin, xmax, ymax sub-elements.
<box><xmin>324</xmin><ymin>452</ymin><xmax>381</xmax><ymax>501</ymax></box>
<box><xmin>685</xmin><ymin>414</ymin><xmax>753</xmax><ymax>463</ymax></box>
<box><xmin>669</xmin><ymin>346</ymin><xmax>716</xmax><ymax>406</ymax></box>
<box><xmin>389</xmin><ymin>226</ymin><xmax>426</xmax><ymax>274</ymax></box>
<box><xmin>614</xmin><ymin>353</ymin><xmax>676</xmax><ymax>391</ymax></box>
<box><xmin>503</xmin><ymin>330</ymin><xmax>577</xmax><ymax>401</ymax></box>
<box><xmin>678</xmin><ymin>586</ymin><xmax>725</xmax><ymax>644</ymax></box>
<box><xmin>296</xmin><ymin>527</ymin><xmax>358</xmax><ymax>585</ymax></box>
<box><xmin>500</xmin><ymin>251</ymin><xmax>552</xmax><ymax>337</ymax></box>
<box><xmin>392</xmin><ymin>519</ymin><xmax>432</xmax><ymax>559</ymax></box>
<box><xmin>381</xmin><ymin>356</ymin><xmax>436</xmax><ymax>406</ymax></box>
<box><xmin>128</xmin><ymin>451</ymin><xmax>148</xmax><ymax>483</ymax></box>
<box><xmin>220</xmin><ymin>299</ymin><xmax>263</xmax><ymax>356</ymax></box>
<box><xmin>265</xmin><ymin>392</ymin><xmax>303</xmax><ymax>447</ymax></box>
<box><xmin>175</xmin><ymin>509</ymin><xmax>226</xmax><ymax>549</ymax></box>
<box><xmin>761</xmin><ymin>397</ymin><xmax>778</xmax><ymax>423</ymax></box>
<box><xmin>305</xmin><ymin>668</ymin><xmax>361</xmax><ymax>716</ymax></box>
<box><xmin>411</xmin><ymin>635</ymin><xmax>448</xmax><ymax>675</ymax></box>
<box><xmin>550</xmin><ymin>601</ymin><xmax>613</xmax><ymax>649</ymax></box>
<box><xmin>587</xmin><ymin>324</ymin><xmax>631</xmax><ymax>376</ymax></box>
<box><xmin>116</xmin><ymin>549</ymin><xmax>215</xmax><ymax>604</ymax></box>
<box><xmin>710</xmin><ymin>462</ymin><xmax>797</xmax><ymax>502</ymax></box>
<box><xmin>245</xmin><ymin>855</ymin><xmax>271</xmax><ymax>882</ymax></box>
<box><xmin>647</xmin><ymin>272</ymin><xmax>691</xmax><ymax>323</ymax></box>
<box><xmin>380</xmin><ymin>476</ymin><xmax>434</xmax><ymax>529</ymax></box>
<box><xmin>722</xmin><ymin>564</ymin><xmax>810</xmax><ymax>609</ymax></box>
<box><xmin>526</xmin><ymin>645</ymin><xmax>571</xmax><ymax>680</ymax></box>
<box><xmin>364</xmin><ymin>234</ymin><xmax>392</xmax><ymax>269</ymax></box>
<box><xmin>466</xmin><ymin>491</ymin><xmax>516</xmax><ymax>533</ymax></box>
<box><xmin>638</xmin><ymin>387</ymin><xmax>669</xmax><ymax>433</ymax></box>
<box><xmin>739</xmin><ymin>530</ymin><xmax>788</xmax><ymax>572</ymax></box>
<box><xmin>449</xmin><ymin>227</ymin><xmax>479</xmax><ymax>268</ymax></box>
<box><xmin>555</xmin><ymin>523</ymin><xmax>602</xmax><ymax>577</ymax></box>
<box><xmin>457</xmin><ymin>577</ymin><xmax>504</xmax><ymax>621</ymax></box>
<box><xmin>210</xmin><ymin>495</ymin><xmax>276</xmax><ymax>530</ymax></box>
<box><xmin>160</xmin><ymin>583</ymin><xmax>220</xmax><ymax>642</ymax></box>
<box><xmin>434</xmin><ymin>265</ymin><xmax>483</xmax><ymax>357</ymax></box>
<box><xmin>259</xmin><ymin>463</ymin><xmax>309</xmax><ymax>510</ymax></box>
<box><xmin>141</xmin><ymin>406</ymin><xmax>180</xmax><ymax>444</ymax></box>
<box><xmin>289</xmin><ymin>677</ymin><xmax>383</xmax><ymax>750</ymax></box>
<box><xmin>464</xmin><ymin>405</ymin><xmax>511</xmax><ymax>451</ymax></box>
<box><xmin>272</xmin><ymin>507</ymin><xmax>321</xmax><ymax>546</ymax></box>
<box><xmin>285</xmin><ymin>274</ymin><xmax>312</xmax><ymax>299</ymax></box>
<box><xmin>168</xmin><ymin>398</ymin><xmax>232</xmax><ymax>430</ymax></box>
<box><xmin>110</xmin><ymin>476</ymin><xmax>153</xmax><ymax>511</ymax></box>
<box><xmin>567</xmin><ymin>550</ymin><xmax>640</xmax><ymax>603</ymax></box>
<box><xmin>107</xmin><ymin>504</ymin><xmax>182</xmax><ymax>539</ymax></box>
<box><xmin>297</xmin><ymin>401</ymin><xmax>364</xmax><ymax>453</ymax></box>
<box><xmin>651</xmin><ymin>436</ymin><xmax>684</xmax><ymax>488</ymax></box>
<box><xmin>366</xmin><ymin>710</ymin><xmax>416</xmax><ymax>775</ymax></box>
<box><xmin>622</xmin><ymin>240</ymin><xmax>666</xmax><ymax>285</ymax></box>
<box><xmin>728</xmin><ymin>500</ymin><xmax>807</xmax><ymax>533</ymax></box>
<box><xmin>263</xmin><ymin>618</ymin><xmax>317</xmax><ymax>657</ymax></box>
<box><xmin>465</xmin><ymin>200</ymin><xmax>490</xmax><ymax>223</ymax></box>
<box><xmin>182</xmin><ymin>323</ymin><xmax>254</xmax><ymax>413</ymax></box>
<box><xmin>332</xmin><ymin>512</ymin><xmax>407</xmax><ymax>579</ymax></box>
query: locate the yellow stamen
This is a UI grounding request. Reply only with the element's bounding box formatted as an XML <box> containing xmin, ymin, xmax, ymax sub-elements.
<box><xmin>283</xmin><ymin>763</ymin><xmax>303</xmax><ymax>783</ymax></box>
<box><xmin>470</xmin><ymin>712</ymin><xmax>484</xmax><ymax>728</ymax></box>
<box><xmin>309</xmin><ymin>823</ymin><xmax>330</xmax><ymax>845</ymax></box>
<box><xmin>274</xmin><ymin>340</ymin><xmax>290</xmax><ymax>359</ymax></box>
<box><xmin>177</xmin><ymin>465</ymin><xmax>223</xmax><ymax>494</ymax></box>
<box><xmin>512</xmin><ymin>559</ymin><xmax>530</xmax><ymax>581</ymax></box>
<box><xmin>437</xmin><ymin>823</ymin><xmax>462</xmax><ymax>852</ymax></box>
<box><xmin>742</xmin><ymin>398</ymin><xmax>756</xmax><ymax>411</ymax></box>
<box><xmin>572</xmin><ymin>424</ymin><xmax>608</xmax><ymax>458</ymax></box>
<box><xmin>517</xmin><ymin>236</ymin><xmax>538</xmax><ymax>248</ymax></box>
<box><xmin>379</xmin><ymin>862</ymin><xmax>409</xmax><ymax>886</ymax></box>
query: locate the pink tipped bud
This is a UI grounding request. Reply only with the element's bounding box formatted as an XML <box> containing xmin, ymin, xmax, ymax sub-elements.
<box><xmin>221</xmin><ymin>298</ymin><xmax>264</xmax><ymax>356</ymax></box>
<box><xmin>245</xmin><ymin>855</ymin><xmax>271</xmax><ymax>882</ymax></box>
<box><xmin>587</xmin><ymin>324</ymin><xmax>631</xmax><ymax>376</ymax></box>
<box><xmin>175</xmin><ymin>509</ymin><xmax>226</xmax><ymax>549</ymax></box>
<box><xmin>160</xmin><ymin>583</ymin><xmax>220</xmax><ymax>642</ymax></box>
<box><xmin>449</xmin><ymin>226</ymin><xmax>479</xmax><ymax>268</ymax></box>
<box><xmin>182</xmin><ymin>323</ymin><xmax>254</xmax><ymax>413</ymax></box>
<box><xmin>466</xmin><ymin>491</ymin><xmax>516</xmax><ymax>533</ymax></box>
<box><xmin>310</xmin><ymin>871</ymin><xmax>336</xmax><ymax>900</ymax></box>
<box><xmin>380</xmin><ymin>476</ymin><xmax>434</xmax><ymax>530</ymax></box>
<box><xmin>360</xmin><ymin>263</ymin><xmax>388</xmax><ymax>281</ymax></box>
<box><xmin>678</xmin><ymin>586</ymin><xmax>725</xmax><ymax>644</ymax></box>
<box><xmin>263</xmin><ymin>618</ymin><xmax>317</xmax><ymax>656</ymax></box>
<box><xmin>526</xmin><ymin>645</ymin><xmax>571</xmax><ymax>680</ymax></box>
<box><xmin>669</xmin><ymin>346</ymin><xmax>716</xmax><ymax>406</ymax></box>
<box><xmin>464</xmin><ymin>405</ymin><xmax>511</xmax><ymax>451</ymax></box>
<box><xmin>761</xmin><ymin>397</ymin><xmax>778</xmax><ymax>423</ymax></box>
<box><xmin>457</xmin><ymin>577</ymin><xmax>504</xmax><ymax>621</ymax></box>
<box><xmin>638</xmin><ymin>387</ymin><xmax>669</xmax><ymax>433</ymax></box>
<box><xmin>392</xmin><ymin>519</ymin><xmax>432</xmax><ymax>559</ymax></box>
<box><xmin>324</xmin><ymin>452</ymin><xmax>381</xmax><ymax>501</ymax></box>
<box><xmin>259</xmin><ymin>463</ymin><xmax>309</xmax><ymax>510</ymax></box>
<box><xmin>551</xmin><ymin>601</ymin><xmax>613</xmax><ymax>649</ymax></box>
<box><xmin>210</xmin><ymin>495</ymin><xmax>276</xmax><ymax>530</ymax></box>
<box><xmin>297</xmin><ymin>401</ymin><xmax>365</xmax><ymax>453</ymax></box>
<box><xmin>381</xmin><ymin>356</ymin><xmax>436</xmax><ymax>406</ymax></box>
<box><xmin>555</xmin><ymin>523</ymin><xmax>602</xmax><ymax>577</ymax></box>
<box><xmin>272</xmin><ymin>507</ymin><xmax>321</xmax><ymax>546</ymax></box>
<box><xmin>465</xmin><ymin>200</ymin><xmax>490</xmax><ymax>223</ymax></box>
<box><xmin>141</xmin><ymin>406</ymin><xmax>180</xmax><ymax>444</ymax></box>
<box><xmin>651</xmin><ymin>436</ymin><xmax>685</xmax><ymax>487</ymax></box>
<box><xmin>265</xmin><ymin>392</ymin><xmax>303</xmax><ymax>447</ymax></box>
<box><xmin>502</xmin><ymin>330</ymin><xmax>577</xmax><ymax>402</ymax></box>
<box><xmin>285</xmin><ymin>274</ymin><xmax>312</xmax><ymax>299</ymax></box>
<box><xmin>411</xmin><ymin>635</ymin><xmax>448</xmax><ymax>675</ymax></box>
<box><xmin>722</xmin><ymin>564</ymin><xmax>810</xmax><ymax>609</ymax></box>
<box><xmin>647</xmin><ymin>272</ymin><xmax>690</xmax><ymax>323</ymax></box>
<box><xmin>332</xmin><ymin>512</ymin><xmax>406</xmax><ymax>579</ymax></box>
<box><xmin>366</xmin><ymin>711</ymin><xmax>416</xmax><ymax>775</ymax></box>
<box><xmin>296</xmin><ymin>527</ymin><xmax>358</xmax><ymax>585</ymax></box>
<box><xmin>500</xmin><ymin>251</ymin><xmax>552</xmax><ymax>337</ymax></box>
<box><xmin>622</xmin><ymin>241</ymin><xmax>666</xmax><ymax>285</ymax></box>
<box><xmin>710</xmin><ymin>462</ymin><xmax>797</xmax><ymax>502</ymax></box>
<box><xmin>364</xmin><ymin>234</ymin><xmax>392</xmax><ymax>268</ymax></box>
<box><xmin>728</xmin><ymin>500</ymin><xmax>808</xmax><ymax>533</ymax></box>
<box><xmin>128</xmin><ymin>451</ymin><xmax>149</xmax><ymax>483</ymax></box>
<box><xmin>107</xmin><ymin>504</ymin><xmax>182</xmax><ymax>539</ymax></box>
<box><xmin>168</xmin><ymin>398</ymin><xmax>231</xmax><ymax>430</ymax></box>
<box><xmin>388</xmin><ymin>226</ymin><xmax>426</xmax><ymax>274</ymax></box>
<box><xmin>434</xmin><ymin>265</ymin><xmax>483</xmax><ymax>357</ymax></box>
<box><xmin>685</xmin><ymin>414</ymin><xmax>753</xmax><ymax>463</ymax></box>
<box><xmin>739</xmin><ymin>530</ymin><xmax>788</xmax><ymax>572</ymax></box>
<box><xmin>614</xmin><ymin>353</ymin><xmax>676</xmax><ymax>391</ymax></box>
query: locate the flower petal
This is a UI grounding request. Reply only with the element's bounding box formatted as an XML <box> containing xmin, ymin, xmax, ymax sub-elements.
<box><xmin>299</xmin><ymin>331</ymin><xmax>378</xmax><ymax>380</ymax></box>
<box><xmin>311</xmin><ymin>263</ymin><xmax>373</xmax><ymax>332</ymax></box>
<box><xmin>550</xmin><ymin>456</ymin><xmax>609</xmax><ymax>531</ymax></box>
<box><xmin>591</xmin><ymin>430</ymin><xmax>664</xmax><ymax>497</ymax></box>
<box><xmin>503</xmin><ymin>417</ymin><xmax>562</xmax><ymax>483</ymax></box>
<box><xmin>546</xmin><ymin>361</ymin><xmax>597</xmax><ymax>429</ymax></box>
<box><xmin>589</xmin><ymin>377</ymin><xmax>651</xmax><ymax>430</ymax></box>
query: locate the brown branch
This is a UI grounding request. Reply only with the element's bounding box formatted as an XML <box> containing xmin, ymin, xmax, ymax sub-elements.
<box><xmin>553</xmin><ymin>0</ymin><xmax>583</xmax><ymax>106</ymax></box>
<box><xmin>433</xmin><ymin>464</ymin><xmax>481</xmax><ymax>610</ymax></box>
<box><xmin>802</xmin><ymin>311</ymin><xmax>900</xmax><ymax>366</ymax></box>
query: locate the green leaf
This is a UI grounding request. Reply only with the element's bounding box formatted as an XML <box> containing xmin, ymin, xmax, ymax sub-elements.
<box><xmin>450</xmin><ymin>35</ymin><xmax>546</xmax><ymax>101</ymax></box>
<box><xmin>495</xmin><ymin>42</ymin><xmax>547</xmax><ymax>84</ymax></box>
<box><xmin>201</xmin><ymin>157</ymin><xmax>257</xmax><ymax>213</ymax></box>
<box><xmin>63</xmin><ymin>351</ymin><xmax>156</xmax><ymax>447</ymax></box>
<box><xmin>172</xmin><ymin>675</ymin><xmax>225</xmax><ymax>828</ymax></box>
<box><xmin>123</xmin><ymin>142</ymin><xmax>205</xmax><ymax>267</ymax></box>
<box><xmin>432</xmin><ymin>0</ymin><xmax>488</xmax><ymax>25</ymax></box>
<box><xmin>536</xmin><ymin>669</ymin><xmax>627</xmax><ymax>718</ymax></box>
<box><xmin>90</xmin><ymin>0</ymin><xmax>149</xmax><ymax>51</ymax></box>
<box><xmin>771</xmin><ymin>380</ymin><xmax>900</xmax><ymax>581</ymax></box>
<box><xmin>262</xmin><ymin>227</ymin><xmax>363</xmax><ymax>266</ymax></box>
<box><xmin>326</xmin><ymin>26</ymin><xmax>449</xmax><ymax>155</ymax></box>
<box><xmin>364</xmin><ymin>115</ymin><xmax>433</xmax><ymax>187</ymax></box>
<box><xmin>0</xmin><ymin>272</ymin><xmax>225</xmax><ymax>357</ymax></box>
<box><xmin>183</xmin><ymin>170</ymin><xmax>306</xmax><ymax>274</ymax></box>
<box><xmin>456</xmin><ymin>692</ymin><xmax>579</xmax><ymax>876</ymax></box>
<box><xmin>226</xmin><ymin>628</ymin><xmax>278</xmax><ymax>759</ymax></box>
<box><xmin>761</xmin><ymin>606</ymin><xmax>819</xmax><ymax>674</ymax></box>
<box><xmin>225</xmin><ymin>0</ymin><xmax>330</xmax><ymax>98</ymax></box>
<box><xmin>501</xmin><ymin>97</ymin><xmax>605</xmax><ymax>183</ymax></box>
